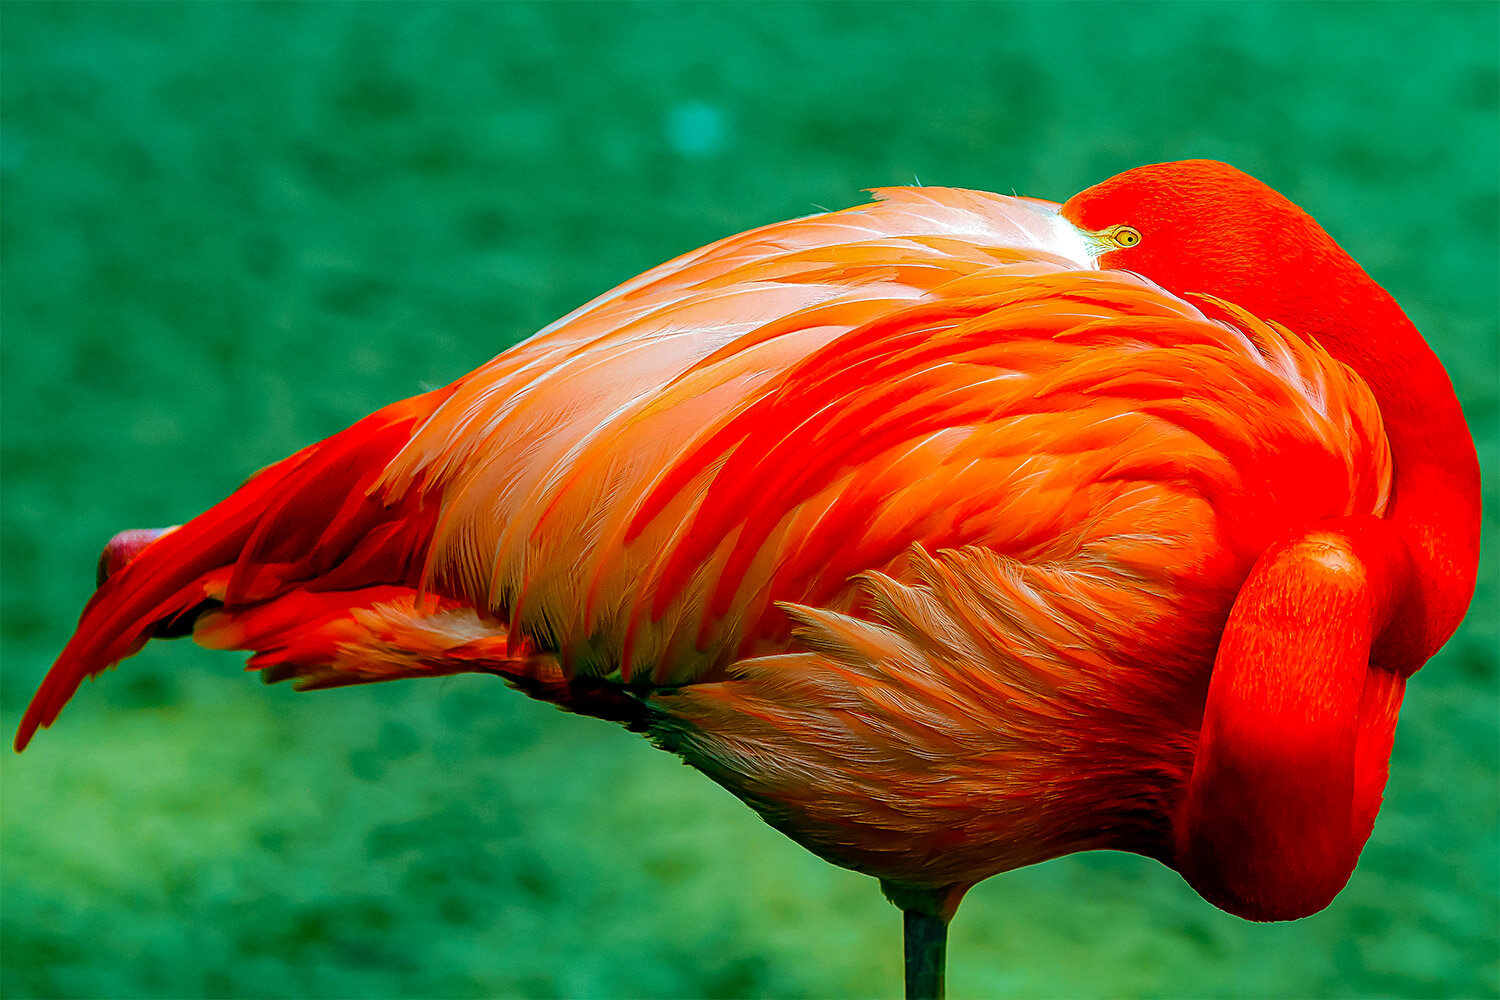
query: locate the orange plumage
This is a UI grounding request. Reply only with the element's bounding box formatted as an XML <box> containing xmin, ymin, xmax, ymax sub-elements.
<box><xmin>16</xmin><ymin>161</ymin><xmax>1480</xmax><ymax>993</ymax></box>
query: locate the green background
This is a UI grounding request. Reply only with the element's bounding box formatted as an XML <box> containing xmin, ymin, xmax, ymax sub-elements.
<box><xmin>3</xmin><ymin>3</ymin><xmax>1496</xmax><ymax>998</ymax></box>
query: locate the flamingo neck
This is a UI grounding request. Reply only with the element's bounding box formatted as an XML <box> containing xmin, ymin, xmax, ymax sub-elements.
<box><xmin>1171</xmin><ymin>273</ymin><xmax>1480</xmax><ymax>921</ymax></box>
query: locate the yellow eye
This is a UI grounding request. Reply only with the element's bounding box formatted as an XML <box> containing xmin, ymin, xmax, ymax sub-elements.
<box><xmin>1111</xmin><ymin>225</ymin><xmax>1142</xmax><ymax>248</ymax></box>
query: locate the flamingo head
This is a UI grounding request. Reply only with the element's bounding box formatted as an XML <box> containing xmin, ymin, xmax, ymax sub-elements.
<box><xmin>1059</xmin><ymin>160</ymin><xmax>1350</xmax><ymax>344</ymax></box>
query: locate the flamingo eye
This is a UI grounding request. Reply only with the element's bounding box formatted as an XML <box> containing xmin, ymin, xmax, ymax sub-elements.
<box><xmin>1109</xmin><ymin>225</ymin><xmax>1142</xmax><ymax>248</ymax></box>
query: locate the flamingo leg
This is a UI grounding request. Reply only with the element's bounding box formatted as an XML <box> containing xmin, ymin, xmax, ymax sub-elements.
<box><xmin>903</xmin><ymin>907</ymin><xmax>949</xmax><ymax>1000</ymax></box>
<box><xmin>883</xmin><ymin>880</ymin><xmax>964</xmax><ymax>1000</ymax></box>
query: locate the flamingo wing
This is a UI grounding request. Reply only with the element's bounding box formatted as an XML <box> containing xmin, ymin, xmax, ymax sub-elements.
<box><xmin>16</xmin><ymin>188</ymin><xmax>1390</xmax><ymax>769</ymax></box>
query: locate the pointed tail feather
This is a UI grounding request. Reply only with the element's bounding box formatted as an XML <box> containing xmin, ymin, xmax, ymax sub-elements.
<box><xmin>15</xmin><ymin>389</ymin><xmax>456</xmax><ymax>752</ymax></box>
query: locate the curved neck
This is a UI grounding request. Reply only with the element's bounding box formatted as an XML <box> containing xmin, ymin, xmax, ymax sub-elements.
<box><xmin>1174</xmin><ymin>256</ymin><xmax>1479</xmax><ymax>920</ymax></box>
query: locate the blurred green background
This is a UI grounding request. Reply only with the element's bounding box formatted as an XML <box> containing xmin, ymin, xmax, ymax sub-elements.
<box><xmin>3</xmin><ymin>3</ymin><xmax>1496</xmax><ymax>998</ymax></box>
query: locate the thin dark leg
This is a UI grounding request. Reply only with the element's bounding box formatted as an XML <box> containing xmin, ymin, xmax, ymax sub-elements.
<box><xmin>903</xmin><ymin>906</ymin><xmax>948</xmax><ymax>1000</ymax></box>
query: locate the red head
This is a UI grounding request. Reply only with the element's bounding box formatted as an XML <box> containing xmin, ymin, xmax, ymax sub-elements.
<box><xmin>1063</xmin><ymin>161</ymin><xmax>1356</xmax><ymax>350</ymax></box>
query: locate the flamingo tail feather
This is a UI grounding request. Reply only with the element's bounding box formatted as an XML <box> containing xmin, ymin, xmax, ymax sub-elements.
<box><xmin>15</xmin><ymin>389</ymin><xmax>461</xmax><ymax>751</ymax></box>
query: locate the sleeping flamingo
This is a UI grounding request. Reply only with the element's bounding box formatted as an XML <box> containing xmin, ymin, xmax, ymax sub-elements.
<box><xmin>16</xmin><ymin>160</ymin><xmax>1480</xmax><ymax>998</ymax></box>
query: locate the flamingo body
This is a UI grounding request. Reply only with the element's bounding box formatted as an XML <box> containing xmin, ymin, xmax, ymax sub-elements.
<box><xmin>17</xmin><ymin>163</ymin><xmax>1479</xmax><ymax>966</ymax></box>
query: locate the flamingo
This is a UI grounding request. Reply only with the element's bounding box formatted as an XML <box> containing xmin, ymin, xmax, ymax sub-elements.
<box><xmin>16</xmin><ymin>160</ymin><xmax>1480</xmax><ymax>998</ymax></box>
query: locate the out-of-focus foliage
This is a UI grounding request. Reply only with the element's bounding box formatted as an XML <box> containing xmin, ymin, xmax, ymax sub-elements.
<box><xmin>3</xmin><ymin>3</ymin><xmax>1495</xmax><ymax>998</ymax></box>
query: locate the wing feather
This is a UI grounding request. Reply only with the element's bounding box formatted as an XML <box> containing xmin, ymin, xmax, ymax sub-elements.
<box><xmin>373</xmin><ymin>189</ymin><xmax>1391</xmax><ymax>686</ymax></box>
<box><xmin>20</xmin><ymin>186</ymin><xmax>1393</xmax><ymax>747</ymax></box>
